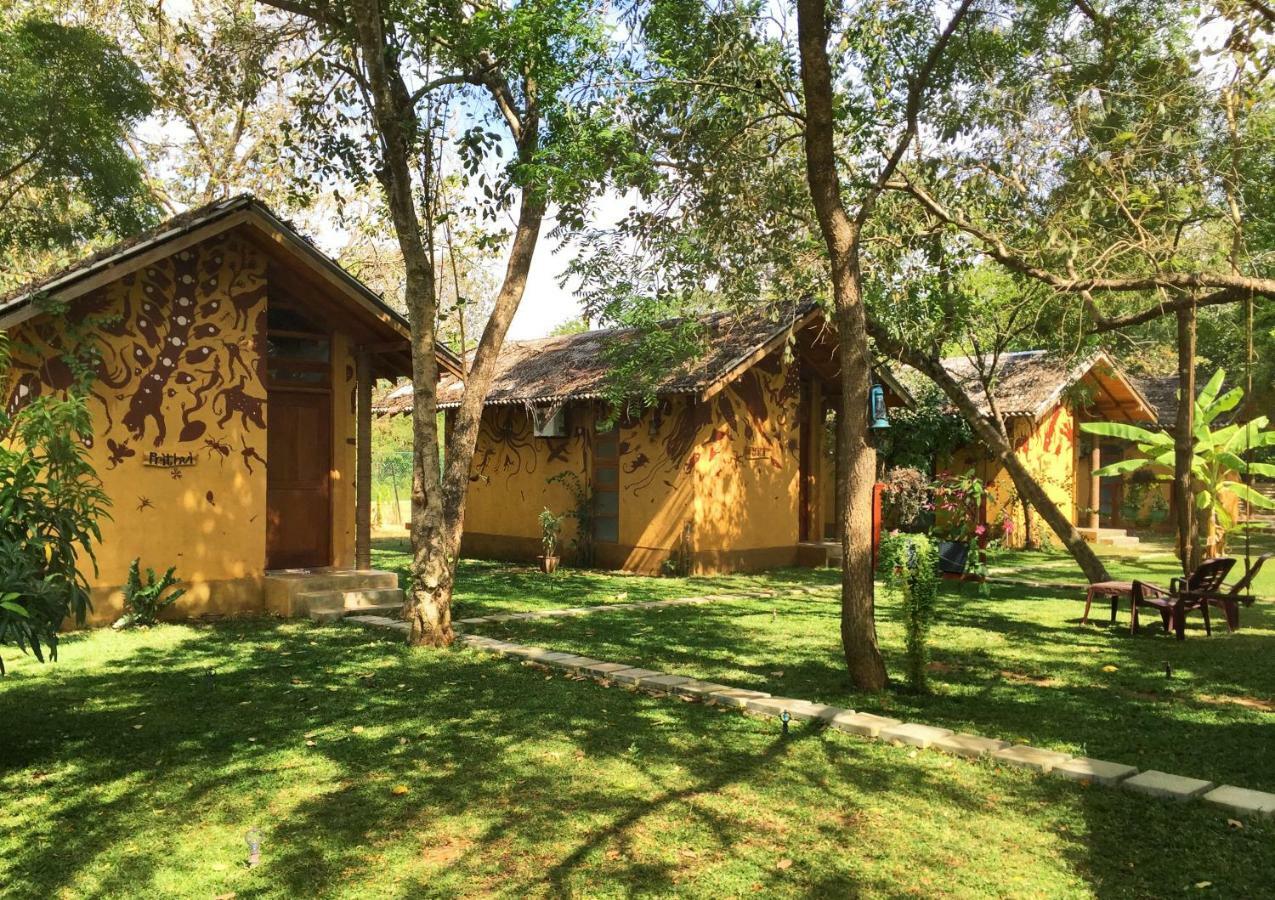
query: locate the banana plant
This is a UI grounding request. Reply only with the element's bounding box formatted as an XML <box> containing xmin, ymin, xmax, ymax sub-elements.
<box><xmin>1081</xmin><ymin>369</ymin><xmax>1275</xmax><ymax>556</ymax></box>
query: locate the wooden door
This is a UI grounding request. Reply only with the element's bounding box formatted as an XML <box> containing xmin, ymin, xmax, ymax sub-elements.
<box><xmin>267</xmin><ymin>389</ymin><xmax>332</xmax><ymax>569</ymax></box>
<box><xmin>1098</xmin><ymin>441</ymin><xmax>1124</xmax><ymax>527</ymax></box>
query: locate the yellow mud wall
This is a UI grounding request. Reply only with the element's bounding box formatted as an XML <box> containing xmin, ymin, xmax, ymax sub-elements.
<box><xmin>3</xmin><ymin>234</ymin><xmax>270</xmax><ymax>624</ymax></box>
<box><xmin>994</xmin><ymin>405</ymin><xmax>1077</xmax><ymax>548</ymax></box>
<box><xmin>331</xmin><ymin>333</ymin><xmax>358</xmax><ymax>568</ymax></box>
<box><xmin>458</xmin><ymin>351</ymin><xmax>805</xmax><ymax>573</ymax></box>
<box><xmin>940</xmin><ymin>404</ymin><xmax>1076</xmax><ymax>549</ymax></box>
<box><xmin>459</xmin><ymin>404</ymin><xmax>592</xmax><ymax>559</ymax></box>
<box><xmin>616</xmin><ymin>353</ymin><xmax>802</xmax><ymax>573</ymax></box>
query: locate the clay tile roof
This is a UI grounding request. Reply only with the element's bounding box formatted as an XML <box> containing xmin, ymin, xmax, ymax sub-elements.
<box><xmin>937</xmin><ymin>350</ymin><xmax>1081</xmax><ymax>418</ymax></box>
<box><xmin>1129</xmin><ymin>374</ymin><xmax>1181</xmax><ymax>427</ymax></box>
<box><xmin>0</xmin><ymin>194</ymin><xmax>463</xmax><ymax>377</ymax></box>
<box><xmin>376</xmin><ymin>301</ymin><xmax>822</xmax><ymax>414</ymax></box>
<box><xmin>898</xmin><ymin>349</ymin><xmax>1156</xmax><ymax>422</ymax></box>
<box><xmin>0</xmin><ymin>195</ymin><xmax>255</xmax><ymax>314</ymax></box>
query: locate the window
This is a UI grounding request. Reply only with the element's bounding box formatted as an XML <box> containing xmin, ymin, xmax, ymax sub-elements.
<box><xmin>593</xmin><ymin>422</ymin><xmax>619</xmax><ymax>543</ymax></box>
<box><xmin>267</xmin><ymin>303</ymin><xmax>330</xmax><ymax>388</ymax></box>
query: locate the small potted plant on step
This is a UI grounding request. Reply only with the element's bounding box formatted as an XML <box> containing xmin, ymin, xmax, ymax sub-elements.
<box><xmin>538</xmin><ymin>508</ymin><xmax>563</xmax><ymax>574</ymax></box>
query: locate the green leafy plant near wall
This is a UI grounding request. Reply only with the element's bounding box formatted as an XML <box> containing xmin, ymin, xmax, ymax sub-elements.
<box><xmin>538</xmin><ymin>509</ymin><xmax>563</xmax><ymax>559</ymax></box>
<box><xmin>113</xmin><ymin>559</ymin><xmax>186</xmax><ymax>629</ymax></box>
<box><xmin>879</xmin><ymin>533</ymin><xmax>940</xmax><ymax>692</ymax></box>
<box><xmin>0</xmin><ymin>320</ymin><xmax>111</xmax><ymax>673</ymax></box>
<box><xmin>547</xmin><ymin>471</ymin><xmax>595</xmax><ymax>567</ymax></box>
<box><xmin>1082</xmin><ymin>369</ymin><xmax>1275</xmax><ymax>556</ymax></box>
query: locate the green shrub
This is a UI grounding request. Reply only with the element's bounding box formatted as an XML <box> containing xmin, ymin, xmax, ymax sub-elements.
<box><xmin>0</xmin><ymin>391</ymin><xmax>110</xmax><ymax>673</ymax></box>
<box><xmin>113</xmin><ymin>559</ymin><xmax>186</xmax><ymax>629</ymax></box>
<box><xmin>880</xmin><ymin>532</ymin><xmax>941</xmax><ymax>692</ymax></box>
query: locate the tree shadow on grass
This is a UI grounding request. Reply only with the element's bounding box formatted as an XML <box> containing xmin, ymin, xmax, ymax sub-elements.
<box><xmin>4</xmin><ymin>620</ymin><xmax>1275</xmax><ymax>897</ymax></box>
<box><xmin>480</xmin><ymin>588</ymin><xmax>1275</xmax><ymax>793</ymax></box>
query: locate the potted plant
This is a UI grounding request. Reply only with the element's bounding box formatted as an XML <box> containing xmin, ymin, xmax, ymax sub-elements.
<box><xmin>538</xmin><ymin>508</ymin><xmax>563</xmax><ymax>574</ymax></box>
<box><xmin>930</xmin><ymin>470</ymin><xmax>993</xmax><ymax>576</ymax></box>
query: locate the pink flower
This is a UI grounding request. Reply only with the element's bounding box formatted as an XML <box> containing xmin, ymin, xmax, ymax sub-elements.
<box><xmin>1003</xmin><ymin>519</ymin><xmax>1015</xmax><ymax>535</ymax></box>
<box><xmin>975</xmin><ymin>524</ymin><xmax>987</xmax><ymax>537</ymax></box>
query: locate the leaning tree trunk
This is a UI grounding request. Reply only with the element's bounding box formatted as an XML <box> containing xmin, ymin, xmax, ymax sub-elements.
<box><xmin>1174</xmin><ymin>298</ymin><xmax>1199</xmax><ymax>574</ymax></box>
<box><xmin>433</xmin><ymin>187</ymin><xmax>547</xmax><ymax>603</ymax></box>
<box><xmin>875</xmin><ymin>334</ymin><xmax>1113</xmax><ymax>584</ymax></box>
<box><xmin>797</xmin><ymin>0</ymin><xmax>888</xmax><ymax>691</ymax></box>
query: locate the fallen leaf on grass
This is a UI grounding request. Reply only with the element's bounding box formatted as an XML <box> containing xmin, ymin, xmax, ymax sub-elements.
<box><xmin>1228</xmin><ymin>819</ymin><xmax>1243</xmax><ymax>830</ymax></box>
<box><xmin>1101</xmin><ymin>665</ymin><xmax>1119</xmax><ymax>673</ymax></box>
<box><xmin>305</xmin><ymin>740</ymin><xmax>316</xmax><ymax>747</ymax></box>
<box><xmin>351</xmin><ymin>726</ymin><xmax>365</xmax><ymax>734</ymax></box>
<box><xmin>776</xmin><ymin>858</ymin><xmax>793</xmax><ymax>870</ymax></box>
<box><xmin>391</xmin><ymin>785</ymin><xmax>410</xmax><ymax>796</ymax></box>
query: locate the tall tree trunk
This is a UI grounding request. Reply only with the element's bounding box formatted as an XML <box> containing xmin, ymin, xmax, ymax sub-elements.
<box><xmin>797</xmin><ymin>0</ymin><xmax>888</xmax><ymax>691</ymax></box>
<box><xmin>343</xmin><ymin>0</ymin><xmax>454</xmax><ymax>646</ymax></box>
<box><xmin>1174</xmin><ymin>298</ymin><xmax>1199</xmax><ymax>574</ymax></box>
<box><xmin>337</xmin><ymin>0</ymin><xmax>546</xmax><ymax>645</ymax></box>
<box><xmin>874</xmin><ymin>332</ymin><xmax>1113</xmax><ymax>584</ymax></box>
<box><xmin>413</xmin><ymin>188</ymin><xmax>546</xmax><ymax>639</ymax></box>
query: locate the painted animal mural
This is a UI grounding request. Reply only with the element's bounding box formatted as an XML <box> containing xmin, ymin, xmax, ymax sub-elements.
<box><xmin>1</xmin><ymin>235</ymin><xmax>268</xmax><ymax>474</ymax></box>
<box><xmin>622</xmin><ymin>355</ymin><xmax>800</xmax><ymax>498</ymax></box>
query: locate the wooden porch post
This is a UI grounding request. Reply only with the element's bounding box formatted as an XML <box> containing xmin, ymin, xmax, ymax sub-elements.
<box><xmin>1088</xmin><ymin>441</ymin><xmax>1101</xmax><ymax>531</ymax></box>
<box><xmin>355</xmin><ymin>347</ymin><xmax>373</xmax><ymax>570</ymax></box>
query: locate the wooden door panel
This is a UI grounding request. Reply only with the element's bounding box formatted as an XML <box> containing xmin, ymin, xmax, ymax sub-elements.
<box><xmin>267</xmin><ymin>390</ymin><xmax>332</xmax><ymax>569</ymax></box>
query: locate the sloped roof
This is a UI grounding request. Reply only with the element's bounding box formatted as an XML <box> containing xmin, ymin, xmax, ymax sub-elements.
<box><xmin>1130</xmin><ymin>374</ymin><xmax>1181</xmax><ymax>428</ymax></box>
<box><xmin>0</xmin><ymin>194</ymin><xmax>463</xmax><ymax>378</ymax></box>
<box><xmin>908</xmin><ymin>349</ymin><xmax>1158</xmax><ymax>423</ymax></box>
<box><xmin>376</xmin><ymin>302</ymin><xmax>914</xmax><ymax>414</ymax></box>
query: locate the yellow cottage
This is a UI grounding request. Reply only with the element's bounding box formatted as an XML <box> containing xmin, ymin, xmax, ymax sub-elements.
<box><xmin>378</xmin><ymin>304</ymin><xmax>914</xmax><ymax>574</ymax></box>
<box><xmin>1</xmin><ymin>196</ymin><xmax>461</xmax><ymax>625</ymax></box>
<box><xmin>928</xmin><ymin>350</ymin><xmax>1180</xmax><ymax>549</ymax></box>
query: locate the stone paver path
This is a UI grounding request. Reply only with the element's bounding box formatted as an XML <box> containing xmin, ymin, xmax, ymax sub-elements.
<box><xmin>344</xmin><ymin>600</ymin><xmax>1275</xmax><ymax>822</ymax></box>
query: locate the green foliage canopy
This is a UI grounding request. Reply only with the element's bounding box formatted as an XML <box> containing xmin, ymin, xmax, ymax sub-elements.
<box><xmin>0</xmin><ymin>15</ymin><xmax>155</xmax><ymax>267</ymax></box>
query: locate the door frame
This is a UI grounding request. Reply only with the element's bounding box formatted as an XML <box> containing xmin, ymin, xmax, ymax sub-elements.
<box><xmin>265</xmin><ymin>302</ymin><xmax>336</xmax><ymax>570</ymax></box>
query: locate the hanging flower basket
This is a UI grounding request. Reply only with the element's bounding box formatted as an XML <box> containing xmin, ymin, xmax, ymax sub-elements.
<box><xmin>937</xmin><ymin>540</ymin><xmax>969</xmax><ymax>575</ymax></box>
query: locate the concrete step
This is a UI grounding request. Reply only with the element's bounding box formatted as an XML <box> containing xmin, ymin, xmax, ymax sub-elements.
<box><xmin>310</xmin><ymin>597</ymin><xmax>404</xmax><ymax>624</ymax></box>
<box><xmin>264</xmin><ymin>568</ymin><xmax>401</xmax><ymax>617</ymax></box>
<box><xmin>302</xmin><ymin>587</ymin><xmax>405</xmax><ymax>613</ymax></box>
<box><xmin>1077</xmin><ymin>527</ymin><xmax>1140</xmax><ymax>547</ymax></box>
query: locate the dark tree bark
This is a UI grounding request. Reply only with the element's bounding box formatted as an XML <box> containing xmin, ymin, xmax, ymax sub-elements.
<box><xmin>796</xmin><ymin>0</ymin><xmax>888</xmax><ymax>691</ymax></box>
<box><xmin>1174</xmin><ymin>297</ymin><xmax>1199</xmax><ymax>574</ymax></box>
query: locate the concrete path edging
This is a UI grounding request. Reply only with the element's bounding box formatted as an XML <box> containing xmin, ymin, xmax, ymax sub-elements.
<box><xmin>343</xmin><ymin>608</ymin><xmax>1275</xmax><ymax>822</ymax></box>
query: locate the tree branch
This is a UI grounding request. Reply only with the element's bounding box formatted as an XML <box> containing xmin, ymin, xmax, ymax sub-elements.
<box><xmin>857</xmin><ymin>0</ymin><xmax>977</xmax><ymax>228</ymax></box>
<box><xmin>890</xmin><ymin>173</ymin><xmax>1275</xmax><ymax>298</ymax></box>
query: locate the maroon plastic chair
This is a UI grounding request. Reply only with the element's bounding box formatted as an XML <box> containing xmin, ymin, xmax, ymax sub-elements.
<box><xmin>1131</xmin><ymin>557</ymin><xmax>1236</xmax><ymax>640</ymax></box>
<box><xmin>1204</xmin><ymin>553</ymin><xmax>1272</xmax><ymax>631</ymax></box>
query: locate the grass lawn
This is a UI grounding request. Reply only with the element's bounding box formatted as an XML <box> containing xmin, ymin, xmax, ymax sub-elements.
<box><xmin>3</xmin><ymin>622</ymin><xmax>1274</xmax><ymax>898</ymax></box>
<box><xmin>369</xmin><ymin>532</ymin><xmax>1275</xmax><ymax>794</ymax></box>
<box><xmin>990</xmin><ymin>532</ymin><xmax>1275</xmax><ymax>596</ymax></box>
<box><xmin>372</xmin><ymin>535</ymin><xmax>838</xmax><ymax>618</ymax></box>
